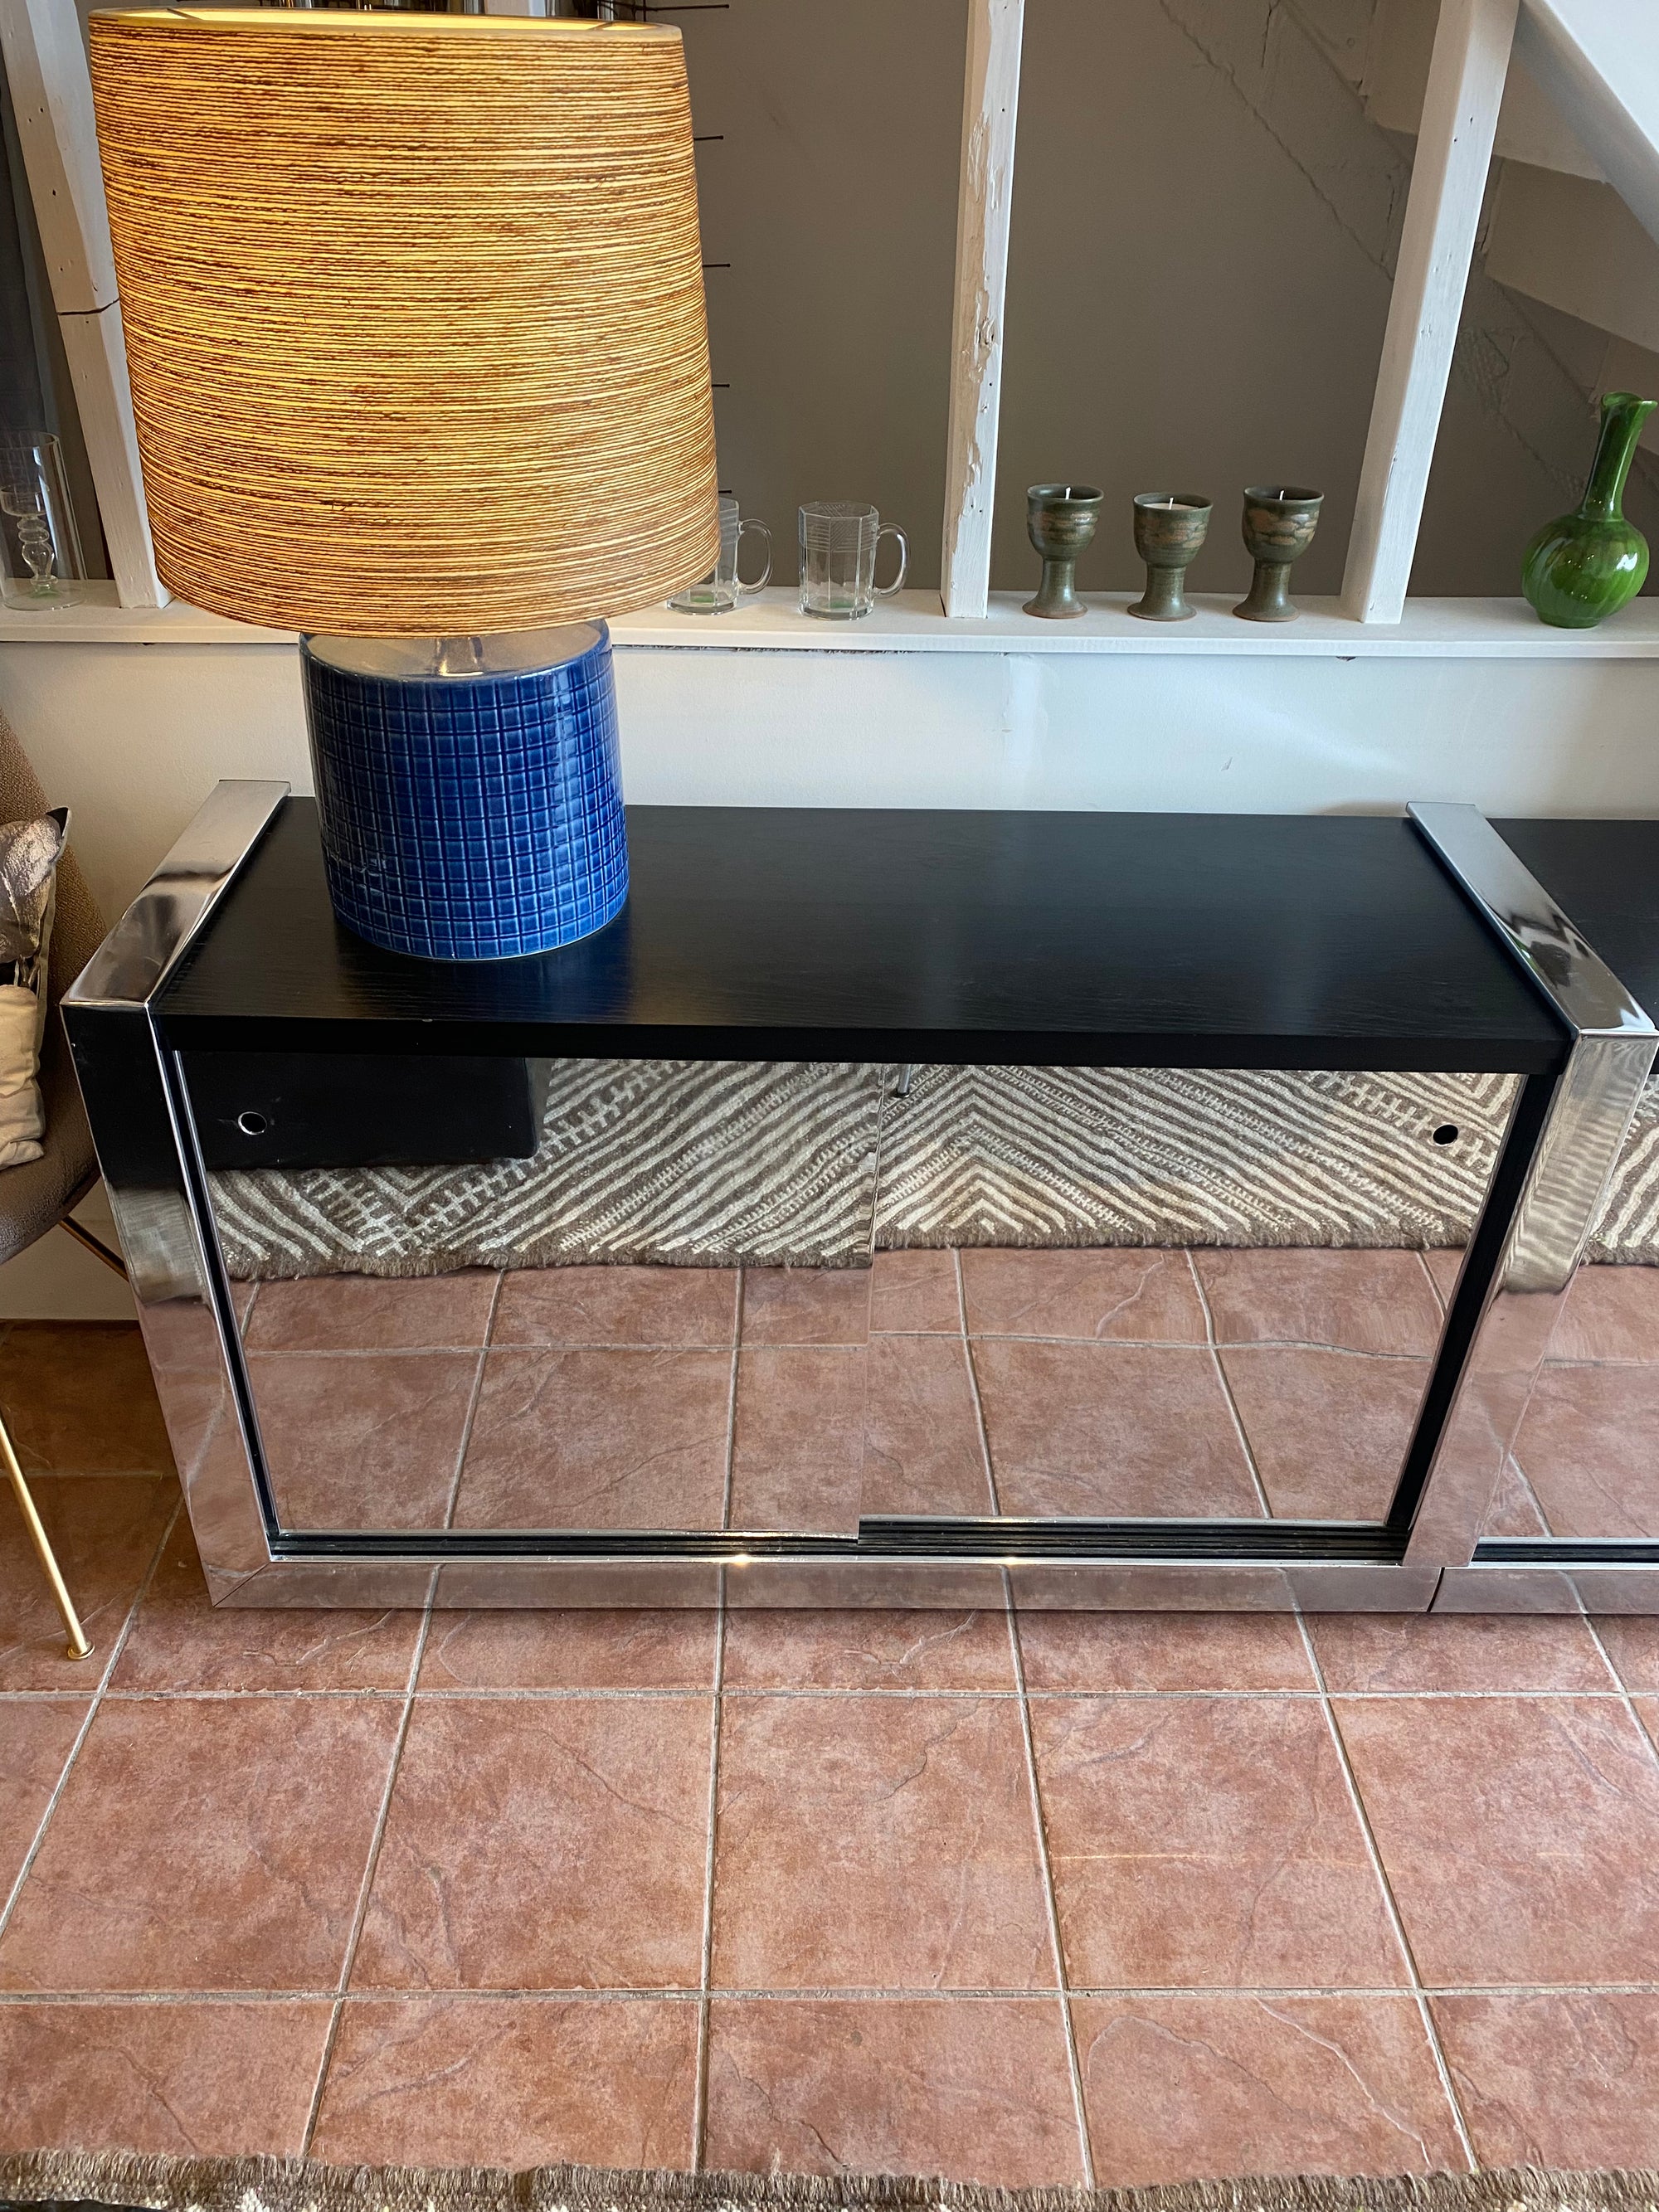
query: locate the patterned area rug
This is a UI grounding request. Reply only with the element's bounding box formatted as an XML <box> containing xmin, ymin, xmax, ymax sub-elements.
<box><xmin>203</xmin><ymin>1060</ymin><xmax>1659</xmax><ymax>1281</ymax></box>
<box><xmin>5</xmin><ymin>2150</ymin><xmax>1659</xmax><ymax>2212</ymax></box>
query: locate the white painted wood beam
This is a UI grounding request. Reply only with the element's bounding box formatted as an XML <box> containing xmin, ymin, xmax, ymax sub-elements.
<box><xmin>0</xmin><ymin>0</ymin><xmax>166</xmax><ymax>607</ymax></box>
<box><xmin>940</xmin><ymin>0</ymin><xmax>1023</xmax><ymax>620</ymax></box>
<box><xmin>1341</xmin><ymin>0</ymin><xmax>1518</xmax><ymax>624</ymax></box>
<box><xmin>1519</xmin><ymin>0</ymin><xmax>1659</xmax><ymax>252</ymax></box>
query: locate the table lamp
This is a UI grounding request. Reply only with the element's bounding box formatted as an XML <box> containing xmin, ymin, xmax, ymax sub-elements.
<box><xmin>88</xmin><ymin>9</ymin><xmax>718</xmax><ymax>961</ymax></box>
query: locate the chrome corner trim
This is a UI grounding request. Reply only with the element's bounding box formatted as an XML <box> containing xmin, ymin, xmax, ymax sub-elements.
<box><xmin>1506</xmin><ymin>1032</ymin><xmax>1658</xmax><ymax>1292</ymax></box>
<box><xmin>1410</xmin><ymin>800</ymin><xmax>1658</xmax><ymax>1296</ymax></box>
<box><xmin>60</xmin><ymin>780</ymin><xmax>289</xmax><ymax>1592</ymax></box>
<box><xmin>1404</xmin><ymin>804</ymin><xmax>1659</xmax><ymax>1575</ymax></box>
<box><xmin>1408</xmin><ymin>800</ymin><xmax>1655</xmax><ymax>1042</ymax></box>
<box><xmin>64</xmin><ymin>778</ymin><xmax>289</xmax><ymax>1011</ymax></box>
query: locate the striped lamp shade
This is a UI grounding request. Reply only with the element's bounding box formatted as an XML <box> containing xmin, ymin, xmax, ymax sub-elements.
<box><xmin>87</xmin><ymin>10</ymin><xmax>719</xmax><ymax>634</ymax></box>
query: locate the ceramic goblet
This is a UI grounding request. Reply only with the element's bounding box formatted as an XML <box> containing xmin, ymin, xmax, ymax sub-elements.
<box><xmin>1129</xmin><ymin>493</ymin><xmax>1212</xmax><ymax>621</ymax></box>
<box><xmin>1024</xmin><ymin>484</ymin><xmax>1102</xmax><ymax>618</ymax></box>
<box><xmin>1234</xmin><ymin>485</ymin><xmax>1323</xmax><ymax>621</ymax></box>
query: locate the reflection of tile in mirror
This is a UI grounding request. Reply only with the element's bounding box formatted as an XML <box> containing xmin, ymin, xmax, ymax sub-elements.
<box><xmin>493</xmin><ymin>1266</ymin><xmax>737</xmax><ymax>1349</ymax></box>
<box><xmin>1219</xmin><ymin>1347</ymin><xmax>1426</xmax><ymax>1521</ymax></box>
<box><xmin>974</xmin><ymin>1340</ymin><xmax>1263</xmax><ymax>1519</ymax></box>
<box><xmin>1480</xmin><ymin>1453</ymin><xmax>1551</xmax><ymax>1539</ymax></box>
<box><xmin>1423</xmin><ymin>1248</ymin><xmax>1464</xmax><ymax>1304</ymax></box>
<box><xmin>961</xmin><ymin>1248</ymin><xmax>1205</xmax><ymax>1344</ymax></box>
<box><xmin>251</xmin><ymin>1350</ymin><xmax>479</xmax><ymax>1529</ymax></box>
<box><xmin>1513</xmin><ymin>1363</ymin><xmax>1659</xmax><ymax>1539</ymax></box>
<box><xmin>243</xmin><ymin>1271</ymin><xmax>498</xmax><ymax>1354</ymax></box>
<box><xmin>1194</xmin><ymin>1249</ymin><xmax>1442</xmax><ymax>1354</ymax></box>
<box><xmin>860</xmin><ymin>1334</ymin><xmax>994</xmax><ymax>1518</ymax></box>
<box><xmin>1547</xmin><ymin>1265</ymin><xmax>1659</xmax><ymax>1364</ymax></box>
<box><xmin>451</xmin><ymin>1347</ymin><xmax>731</xmax><ymax>1533</ymax></box>
<box><xmin>727</xmin><ymin>1344</ymin><xmax>865</xmax><ymax>1534</ymax></box>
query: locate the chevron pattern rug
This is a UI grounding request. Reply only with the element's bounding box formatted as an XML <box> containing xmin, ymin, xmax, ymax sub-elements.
<box><xmin>203</xmin><ymin>1059</ymin><xmax>1659</xmax><ymax>1281</ymax></box>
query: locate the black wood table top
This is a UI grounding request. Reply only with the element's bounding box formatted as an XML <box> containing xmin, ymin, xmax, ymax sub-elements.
<box><xmin>154</xmin><ymin>799</ymin><xmax>1567</xmax><ymax>1072</ymax></box>
<box><xmin>1494</xmin><ymin>818</ymin><xmax>1659</xmax><ymax>1023</ymax></box>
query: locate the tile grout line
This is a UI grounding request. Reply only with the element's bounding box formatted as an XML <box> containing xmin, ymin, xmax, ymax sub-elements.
<box><xmin>1186</xmin><ymin>1252</ymin><xmax>1273</xmax><ymax>1517</ymax></box>
<box><xmin>16</xmin><ymin>1979</ymin><xmax>1659</xmax><ymax>2005</ymax></box>
<box><xmin>690</xmin><ymin>1577</ymin><xmax>727</xmax><ymax>2169</ymax></box>
<box><xmin>439</xmin><ymin>1275</ymin><xmax>504</xmax><ymax>1533</ymax></box>
<box><xmin>1295</xmin><ymin>1613</ymin><xmax>1478</xmax><ymax>2171</ymax></box>
<box><xmin>0</xmin><ymin>1484</ymin><xmax>182</xmax><ymax>1947</ymax></box>
<box><xmin>1579</xmin><ymin>1611</ymin><xmax>1659</xmax><ymax>1764</ymax></box>
<box><xmin>13</xmin><ymin>1681</ymin><xmax>1652</xmax><ymax>1705</ymax></box>
<box><xmin>721</xmin><ymin>1274</ymin><xmax>743</xmax><ymax>1533</ymax></box>
<box><xmin>299</xmin><ymin>1597</ymin><xmax>433</xmax><ymax>2156</ymax></box>
<box><xmin>1503</xmin><ymin>1443</ymin><xmax>1557</xmax><ymax>1539</ymax></box>
<box><xmin>956</xmin><ymin>1251</ymin><xmax>1002</xmax><ymax>1514</ymax></box>
<box><xmin>1004</xmin><ymin>1570</ymin><xmax>1094</xmax><ymax>2188</ymax></box>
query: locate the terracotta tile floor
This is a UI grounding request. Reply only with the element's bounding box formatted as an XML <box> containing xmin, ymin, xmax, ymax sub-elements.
<box><xmin>8</xmin><ymin>1267</ymin><xmax>1659</xmax><ymax>2183</ymax></box>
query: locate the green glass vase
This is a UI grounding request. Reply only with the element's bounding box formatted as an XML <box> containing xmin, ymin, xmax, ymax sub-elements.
<box><xmin>1522</xmin><ymin>389</ymin><xmax>1657</xmax><ymax>628</ymax></box>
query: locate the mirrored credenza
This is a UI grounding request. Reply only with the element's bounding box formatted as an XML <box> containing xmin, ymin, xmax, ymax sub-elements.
<box><xmin>61</xmin><ymin>784</ymin><xmax>1659</xmax><ymax>1613</ymax></box>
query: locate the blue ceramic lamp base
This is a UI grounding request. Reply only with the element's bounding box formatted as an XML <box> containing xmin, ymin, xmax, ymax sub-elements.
<box><xmin>301</xmin><ymin>622</ymin><xmax>629</xmax><ymax>961</ymax></box>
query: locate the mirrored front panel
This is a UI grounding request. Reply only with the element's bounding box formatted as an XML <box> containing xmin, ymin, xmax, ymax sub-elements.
<box><xmin>182</xmin><ymin>1054</ymin><xmax>1525</xmax><ymax>1543</ymax></box>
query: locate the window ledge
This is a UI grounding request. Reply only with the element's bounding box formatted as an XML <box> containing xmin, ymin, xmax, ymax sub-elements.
<box><xmin>6</xmin><ymin>582</ymin><xmax>1659</xmax><ymax>656</ymax></box>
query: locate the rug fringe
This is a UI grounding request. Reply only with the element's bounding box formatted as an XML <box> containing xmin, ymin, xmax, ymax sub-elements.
<box><xmin>6</xmin><ymin>2151</ymin><xmax>1659</xmax><ymax>2212</ymax></box>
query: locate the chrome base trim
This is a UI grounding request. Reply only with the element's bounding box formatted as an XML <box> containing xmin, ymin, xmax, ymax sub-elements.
<box><xmin>1435</xmin><ymin>1562</ymin><xmax>1659</xmax><ymax>1614</ymax></box>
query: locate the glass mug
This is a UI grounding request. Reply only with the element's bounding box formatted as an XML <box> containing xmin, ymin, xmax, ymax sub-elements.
<box><xmin>798</xmin><ymin>501</ymin><xmax>907</xmax><ymax>619</ymax></box>
<box><xmin>669</xmin><ymin>494</ymin><xmax>772</xmax><ymax>615</ymax></box>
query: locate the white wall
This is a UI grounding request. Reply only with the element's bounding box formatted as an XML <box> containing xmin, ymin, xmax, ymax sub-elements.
<box><xmin>3</xmin><ymin>634</ymin><xmax>1658</xmax><ymax>926</ymax></box>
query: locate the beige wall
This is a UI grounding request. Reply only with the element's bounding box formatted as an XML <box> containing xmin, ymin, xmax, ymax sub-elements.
<box><xmin>685</xmin><ymin>0</ymin><xmax>1656</xmax><ymax>600</ymax></box>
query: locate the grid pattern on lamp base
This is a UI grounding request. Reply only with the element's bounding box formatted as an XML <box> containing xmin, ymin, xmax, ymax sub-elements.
<box><xmin>303</xmin><ymin>628</ymin><xmax>628</xmax><ymax>961</ymax></box>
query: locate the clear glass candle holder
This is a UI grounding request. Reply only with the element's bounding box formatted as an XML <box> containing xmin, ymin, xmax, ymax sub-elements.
<box><xmin>0</xmin><ymin>433</ymin><xmax>85</xmax><ymax>610</ymax></box>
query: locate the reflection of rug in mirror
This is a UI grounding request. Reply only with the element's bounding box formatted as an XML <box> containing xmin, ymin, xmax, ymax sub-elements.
<box><xmin>206</xmin><ymin>1060</ymin><xmax>1659</xmax><ymax>1281</ymax></box>
<box><xmin>208</xmin><ymin>1059</ymin><xmax>884</xmax><ymax>1281</ymax></box>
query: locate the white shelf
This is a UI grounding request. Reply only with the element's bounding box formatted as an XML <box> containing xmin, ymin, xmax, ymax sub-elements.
<box><xmin>7</xmin><ymin>581</ymin><xmax>1659</xmax><ymax>656</ymax></box>
<box><xmin>0</xmin><ymin>586</ymin><xmax>292</xmax><ymax>644</ymax></box>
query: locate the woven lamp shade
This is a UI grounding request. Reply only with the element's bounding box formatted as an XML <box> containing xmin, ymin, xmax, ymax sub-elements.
<box><xmin>88</xmin><ymin>10</ymin><xmax>719</xmax><ymax>634</ymax></box>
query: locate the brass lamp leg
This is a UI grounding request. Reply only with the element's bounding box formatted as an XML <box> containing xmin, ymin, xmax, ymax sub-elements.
<box><xmin>1</xmin><ymin>1417</ymin><xmax>92</xmax><ymax>1660</ymax></box>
